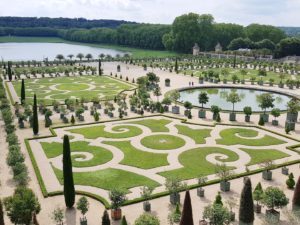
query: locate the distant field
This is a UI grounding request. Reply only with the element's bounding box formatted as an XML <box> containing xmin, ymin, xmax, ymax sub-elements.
<box><xmin>0</xmin><ymin>36</ymin><xmax>179</xmax><ymax>58</ymax></box>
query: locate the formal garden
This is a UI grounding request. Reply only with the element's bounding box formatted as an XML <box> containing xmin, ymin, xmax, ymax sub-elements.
<box><xmin>26</xmin><ymin>115</ymin><xmax>299</xmax><ymax>206</ymax></box>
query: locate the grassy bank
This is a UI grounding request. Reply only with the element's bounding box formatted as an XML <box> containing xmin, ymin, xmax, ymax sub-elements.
<box><xmin>0</xmin><ymin>36</ymin><xmax>179</xmax><ymax>58</ymax></box>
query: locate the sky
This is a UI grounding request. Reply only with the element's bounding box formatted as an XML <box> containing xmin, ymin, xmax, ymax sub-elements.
<box><xmin>0</xmin><ymin>0</ymin><xmax>299</xmax><ymax>26</ymax></box>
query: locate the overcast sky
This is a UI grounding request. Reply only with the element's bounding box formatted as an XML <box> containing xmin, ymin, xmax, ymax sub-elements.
<box><xmin>1</xmin><ymin>0</ymin><xmax>299</xmax><ymax>26</ymax></box>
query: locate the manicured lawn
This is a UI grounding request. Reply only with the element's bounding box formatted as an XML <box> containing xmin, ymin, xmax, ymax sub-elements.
<box><xmin>69</xmin><ymin>125</ymin><xmax>143</xmax><ymax>139</ymax></box>
<box><xmin>0</xmin><ymin>36</ymin><xmax>179</xmax><ymax>58</ymax></box>
<box><xmin>240</xmin><ymin>148</ymin><xmax>290</xmax><ymax>165</ymax></box>
<box><xmin>128</xmin><ymin>118</ymin><xmax>172</xmax><ymax>132</ymax></box>
<box><xmin>159</xmin><ymin>147</ymin><xmax>238</xmax><ymax>180</ymax></box>
<box><xmin>53</xmin><ymin>167</ymin><xmax>159</xmax><ymax>191</ymax></box>
<box><xmin>12</xmin><ymin>75</ymin><xmax>135</xmax><ymax>104</ymax></box>
<box><xmin>103</xmin><ymin>141</ymin><xmax>169</xmax><ymax>169</ymax></box>
<box><xmin>216</xmin><ymin>128</ymin><xmax>286</xmax><ymax>146</ymax></box>
<box><xmin>40</xmin><ymin>141</ymin><xmax>113</xmax><ymax>167</ymax></box>
<box><xmin>141</xmin><ymin>134</ymin><xmax>185</xmax><ymax>150</ymax></box>
<box><xmin>175</xmin><ymin>124</ymin><xmax>211</xmax><ymax>144</ymax></box>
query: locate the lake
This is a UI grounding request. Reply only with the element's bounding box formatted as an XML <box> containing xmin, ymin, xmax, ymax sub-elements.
<box><xmin>0</xmin><ymin>42</ymin><xmax>126</xmax><ymax>61</ymax></box>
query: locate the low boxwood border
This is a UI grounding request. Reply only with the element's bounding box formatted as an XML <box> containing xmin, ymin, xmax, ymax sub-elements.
<box><xmin>24</xmin><ymin>114</ymin><xmax>300</xmax><ymax>208</ymax></box>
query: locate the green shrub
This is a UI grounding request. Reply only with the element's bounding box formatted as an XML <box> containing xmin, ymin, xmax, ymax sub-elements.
<box><xmin>134</xmin><ymin>213</ymin><xmax>160</xmax><ymax>225</ymax></box>
<box><xmin>286</xmin><ymin>173</ymin><xmax>295</xmax><ymax>189</ymax></box>
<box><xmin>258</xmin><ymin>116</ymin><xmax>265</xmax><ymax>126</ymax></box>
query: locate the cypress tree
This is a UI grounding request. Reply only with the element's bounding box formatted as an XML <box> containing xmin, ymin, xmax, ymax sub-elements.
<box><xmin>63</xmin><ymin>135</ymin><xmax>75</xmax><ymax>208</ymax></box>
<box><xmin>21</xmin><ymin>79</ymin><xmax>25</xmax><ymax>104</ymax></box>
<box><xmin>175</xmin><ymin>58</ymin><xmax>178</xmax><ymax>73</ymax></box>
<box><xmin>292</xmin><ymin>176</ymin><xmax>300</xmax><ymax>208</ymax></box>
<box><xmin>121</xmin><ymin>216</ymin><xmax>127</xmax><ymax>225</ymax></box>
<box><xmin>179</xmin><ymin>190</ymin><xmax>194</xmax><ymax>225</ymax></box>
<box><xmin>98</xmin><ymin>59</ymin><xmax>103</xmax><ymax>76</ymax></box>
<box><xmin>32</xmin><ymin>94</ymin><xmax>39</xmax><ymax>135</ymax></box>
<box><xmin>7</xmin><ymin>62</ymin><xmax>12</xmax><ymax>81</ymax></box>
<box><xmin>0</xmin><ymin>199</ymin><xmax>4</xmax><ymax>225</ymax></box>
<box><xmin>239</xmin><ymin>178</ymin><xmax>254</xmax><ymax>224</ymax></box>
<box><xmin>102</xmin><ymin>210</ymin><xmax>110</xmax><ymax>225</ymax></box>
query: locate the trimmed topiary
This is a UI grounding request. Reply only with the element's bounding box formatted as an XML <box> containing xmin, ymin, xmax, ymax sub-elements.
<box><xmin>32</xmin><ymin>94</ymin><xmax>39</xmax><ymax>135</ymax></box>
<box><xmin>258</xmin><ymin>116</ymin><xmax>265</xmax><ymax>126</ymax></box>
<box><xmin>102</xmin><ymin>210</ymin><xmax>111</xmax><ymax>225</ymax></box>
<box><xmin>292</xmin><ymin>176</ymin><xmax>300</xmax><ymax>208</ymax></box>
<box><xmin>239</xmin><ymin>178</ymin><xmax>254</xmax><ymax>223</ymax></box>
<box><xmin>286</xmin><ymin>173</ymin><xmax>295</xmax><ymax>189</ymax></box>
<box><xmin>179</xmin><ymin>191</ymin><xmax>194</xmax><ymax>225</ymax></box>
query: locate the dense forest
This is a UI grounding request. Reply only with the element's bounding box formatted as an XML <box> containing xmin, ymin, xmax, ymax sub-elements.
<box><xmin>0</xmin><ymin>15</ymin><xmax>300</xmax><ymax>57</ymax></box>
<box><xmin>0</xmin><ymin>17</ymin><xmax>136</xmax><ymax>29</ymax></box>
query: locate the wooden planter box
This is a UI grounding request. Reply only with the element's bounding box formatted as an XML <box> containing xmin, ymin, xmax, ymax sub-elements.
<box><xmin>220</xmin><ymin>181</ymin><xmax>230</xmax><ymax>192</ymax></box>
<box><xmin>260</xmin><ymin>114</ymin><xmax>269</xmax><ymax>123</ymax></box>
<box><xmin>286</xmin><ymin>112</ymin><xmax>298</xmax><ymax>122</ymax></box>
<box><xmin>198</xmin><ymin>110</ymin><xmax>206</xmax><ymax>119</ymax></box>
<box><xmin>80</xmin><ymin>218</ymin><xmax>87</xmax><ymax>225</ymax></box>
<box><xmin>197</xmin><ymin>187</ymin><xmax>205</xmax><ymax>197</ymax></box>
<box><xmin>229</xmin><ymin>113</ymin><xmax>236</xmax><ymax>121</ymax></box>
<box><xmin>111</xmin><ymin>208</ymin><xmax>122</xmax><ymax>220</ymax></box>
<box><xmin>266</xmin><ymin>209</ymin><xmax>280</xmax><ymax>223</ymax></box>
<box><xmin>245</xmin><ymin>115</ymin><xmax>250</xmax><ymax>122</ymax></box>
<box><xmin>143</xmin><ymin>201</ymin><xmax>151</xmax><ymax>212</ymax></box>
<box><xmin>170</xmin><ymin>192</ymin><xmax>180</xmax><ymax>205</ymax></box>
<box><xmin>262</xmin><ymin>170</ymin><xmax>272</xmax><ymax>181</ymax></box>
<box><xmin>282</xmin><ymin>167</ymin><xmax>289</xmax><ymax>175</ymax></box>
<box><xmin>272</xmin><ymin>120</ymin><xmax>279</xmax><ymax>126</ymax></box>
<box><xmin>254</xmin><ymin>204</ymin><xmax>262</xmax><ymax>214</ymax></box>
<box><xmin>172</xmin><ymin>106</ymin><xmax>180</xmax><ymax>114</ymax></box>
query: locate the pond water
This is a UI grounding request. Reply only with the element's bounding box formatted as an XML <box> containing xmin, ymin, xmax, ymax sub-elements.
<box><xmin>179</xmin><ymin>87</ymin><xmax>292</xmax><ymax>112</ymax></box>
<box><xmin>0</xmin><ymin>42</ymin><xmax>126</xmax><ymax>61</ymax></box>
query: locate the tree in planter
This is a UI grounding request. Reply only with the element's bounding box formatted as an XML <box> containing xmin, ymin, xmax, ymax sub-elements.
<box><xmin>215</xmin><ymin>164</ymin><xmax>234</xmax><ymax>192</ymax></box>
<box><xmin>257</xmin><ymin>93</ymin><xmax>274</xmax><ymax>122</ymax></box>
<box><xmin>63</xmin><ymin>135</ymin><xmax>75</xmax><ymax>208</ymax></box>
<box><xmin>239</xmin><ymin>178</ymin><xmax>254</xmax><ymax>224</ymax></box>
<box><xmin>262</xmin><ymin>187</ymin><xmax>289</xmax><ymax>220</ymax></box>
<box><xmin>257</xmin><ymin>69</ymin><xmax>267</xmax><ymax>85</ymax></box>
<box><xmin>271</xmin><ymin>108</ymin><xmax>281</xmax><ymax>126</ymax></box>
<box><xmin>221</xmin><ymin>69</ymin><xmax>229</xmax><ymax>83</ymax></box>
<box><xmin>21</xmin><ymin>79</ymin><xmax>26</xmax><ymax>104</ymax></box>
<box><xmin>77</xmin><ymin>197</ymin><xmax>89</xmax><ymax>222</ymax></box>
<box><xmin>165</xmin><ymin>177</ymin><xmax>186</xmax><ymax>205</ymax></box>
<box><xmin>253</xmin><ymin>182</ymin><xmax>264</xmax><ymax>214</ymax></box>
<box><xmin>196</xmin><ymin>175</ymin><xmax>208</xmax><ymax>197</ymax></box>
<box><xmin>169</xmin><ymin>90</ymin><xmax>181</xmax><ymax>114</ymax></box>
<box><xmin>44</xmin><ymin>109</ymin><xmax>53</xmax><ymax>128</ymax></box>
<box><xmin>226</xmin><ymin>197</ymin><xmax>237</xmax><ymax>222</ymax></box>
<box><xmin>183</xmin><ymin>101</ymin><xmax>192</xmax><ymax>118</ymax></box>
<box><xmin>226</xmin><ymin>92</ymin><xmax>241</xmax><ymax>121</ymax></box>
<box><xmin>179</xmin><ymin>191</ymin><xmax>194</xmax><ymax>225</ymax></box>
<box><xmin>4</xmin><ymin>187</ymin><xmax>41</xmax><ymax>225</ymax></box>
<box><xmin>243</xmin><ymin>106</ymin><xmax>252</xmax><ymax>122</ymax></box>
<box><xmin>260</xmin><ymin>160</ymin><xmax>274</xmax><ymax>181</ymax></box>
<box><xmin>134</xmin><ymin>213</ymin><xmax>160</xmax><ymax>225</ymax></box>
<box><xmin>240</xmin><ymin>69</ymin><xmax>247</xmax><ymax>83</ymax></box>
<box><xmin>109</xmin><ymin>189</ymin><xmax>127</xmax><ymax>220</ymax></box>
<box><xmin>102</xmin><ymin>210</ymin><xmax>111</xmax><ymax>225</ymax></box>
<box><xmin>211</xmin><ymin>105</ymin><xmax>221</xmax><ymax>121</ymax></box>
<box><xmin>286</xmin><ymin>173</ymin><xmax>295</xmax><ymax>189</ymax></box>
<box><xmin>32</xmin><ymin>94</ymin><xmax>39</xmax><ymax>135</ymax></box>
<box><xmin>168</xmin><ymin>203</ymin><xmax>181</xmax><ymax>224</ymax></box>
<box><xmin>153</xmin><ymin>86</ymin><xmax>162</xmax><ymax>102</ymax></box>
<box><xmin>51</xmin><ymin>207</ymin><xmax>64</xmax><ymax>225</ymax></box>
<box><xmin>286</xmin><ymin>98</ymin><xmax>300</xmax><ymax>131</ymax></box>
<box><xmin>198</xmin><ymin>92</ymin><xmax>209</xmax><ymax>118</ymax></box>
<box><xmin>203</xmin><ymin>200</ymin><xmax>230</xmax><ymax>225</ymax></box>
<box><xmin>140</xmin><ymin>186</ymin><xmax>154</xmax><ymax>212</ymax></box>
<box><xmin>162</xmin><ymin>97</ymin><xmax>172</xmax><ymax>112</ymax></box>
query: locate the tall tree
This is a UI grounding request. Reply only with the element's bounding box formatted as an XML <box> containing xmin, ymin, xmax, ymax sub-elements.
<box><xmin>175</xmin><ymin>58</ymin><xmax>178</xmax><ymax>73</ymax></box>
<box><xmin>239</xmin><ymin>178</ymin><xmax>254</xmax><ymax>224</ymax></box>
<box><xmin>7</xmin><ymin>62</ymin><xmax>12</xmax><ymax>81</ymax></box>
<box><xmin>63</xmin><ymin>135</ymin><xmax>75</xmax><ymax>208</ymax></box>
<box><xmin>4</xmin><ymin>187</ymin><xmax>41</xmax><ymax>225</ymax></box>
<box><xmin>0</xmin><ymin>199</ymin><xmax>4</xmax><ymax>225</ymax></box>
<box><xmin>121</xmin><ymin>216</ymin><xmax>128</xmax><ymax>225</ymax></box>
<box><xmin>293</xmin><ymin>176</ymin><xmax>300</xmax><ymax>208</ymax></box>
<box><xmin>32</xmin><ymin>94</ymin><xmax>39</xmax><ymax>135</ymax></box>
<box><xmin>180</xmin><ymin>191</ymin><xmax>194</xmax><ymax>225</ymax></box>
<box><xmin>98</xmin><ymin>59</ymin><xmax>103</xmax><ymax>76</ymax></box>
<box><xmin>21</xmin><ymin>79</ymin><xmax>25</xmax><ymax>104</ymax></box>
<box><xmin>102</xmin><ymin>210</ymin><xmax>110</xmax><ymax>225</ymax></box>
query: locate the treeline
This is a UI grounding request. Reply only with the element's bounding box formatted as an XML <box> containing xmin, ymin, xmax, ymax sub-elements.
<box><xmin>0</xmin><ymin>16</ymin><xmax>135</xmax><ymax>29</ymax></box>
<box><xmin>162</xmin><ymin>13</ymin><xmax>287</xmax><ymax>53</ymax></box>
<box><xmin>58</xmin><ymin>24</ymin><xmax>170</xmax><ymax>49</ymax></box>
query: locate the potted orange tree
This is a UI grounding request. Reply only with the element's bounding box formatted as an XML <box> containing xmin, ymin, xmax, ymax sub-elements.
<box><xmin>109</xmin><ymin>189</ymin><xmax>127</xmax><ymax>220</ymax></box>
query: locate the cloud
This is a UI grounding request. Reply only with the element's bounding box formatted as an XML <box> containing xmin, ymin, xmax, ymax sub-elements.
<box><xmin>0</xmin><ymin>0</ymin><xmax>299</xmax><ymax>26</ymax></box>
